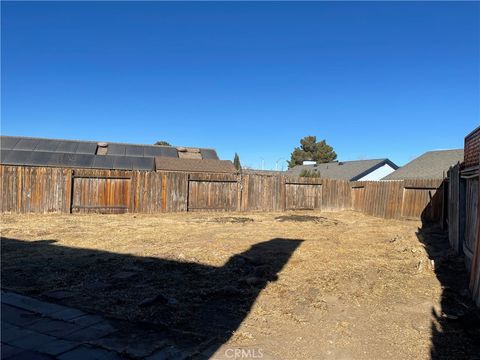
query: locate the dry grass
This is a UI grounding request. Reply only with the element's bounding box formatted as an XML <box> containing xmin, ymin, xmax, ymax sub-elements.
<box><xmin>0</xmin><ymin>210</ymin><xmax>468</xmax><ymax>359</ymax></box>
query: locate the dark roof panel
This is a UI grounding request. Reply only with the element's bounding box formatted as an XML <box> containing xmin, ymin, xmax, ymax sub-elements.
<box><xmin>3</xmin><ymin>150</ymin><xmax>31</xmax><ymax>165</ymax></box>
<box><xmin>92</xmin><ymin>156</ymin><xmax>116</xmax><ymax>169</ymax></box>
<box><xmin>76</xmin><ymin>142</ymin><xmax>97</xmax><ymax>154</ymax></box>
<box><xmin>26</xmin><ymin>151</ymin><xmax>54</xmax><ymax>166</ymax></box>
<box><xmin>34</xmin><ymin>139</ymin><xmax>59</xmax><ymax>152</ymax></box>
<box><xmin>56</xmin><ymin>141</ymin><xmax>79</xmax><ymax>153</ymax></box>
<box><xmin>144</xmin><ymin>146</ymin><xmax>178</xmax><ymax>158</ymax></box>
<box><xmin>125</xmin><ymin>145</ymin><xmax>145</xmax><ymax>157</ymax></box>
<box><xmin>71</xmin><ymin>154</ymin><xmax>95</xmax><ymax>168</ymax></box>
<box><xmin>107</xmin><ymin>143</ymin><xmax>126</xmax><ymax>156</ymax></box>
<box><xmin>200</xmin><ymin>149</ymin><xmax>219</xmax><ymax>160</ymax></box>
<box><xmin>14</xmin><ymin>138</ymin><xmax>39</xmax><ymax>151</ymax></box>
<box><xmin>1</xmin><ymin>149</ymin><xmax>12</xmax><ymax>162</ymax></box>
<box><xmin>113</xmin><ymin>156</ymin><xmax>133</xmax><ymax>170</ymax></box>
<box><xmin>131</xmin><ymin>157</ymin><xmax>155</xmax><ymax>171</ymax></box>
<box><xmin>1</xmin><ymin>136</ymin><xmax>21</xmax><ymax>150</ymax></box>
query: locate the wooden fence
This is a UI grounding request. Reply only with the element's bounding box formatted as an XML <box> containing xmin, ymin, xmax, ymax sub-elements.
<box><xmin>0</xmin><ymin>165</ymin><xmax>444</xmax><ymax>222</ymax></box>
<box><xmin>447</xmin><ymin>161</ymin><xmax>480</xmax><ymax>307</ymax></box>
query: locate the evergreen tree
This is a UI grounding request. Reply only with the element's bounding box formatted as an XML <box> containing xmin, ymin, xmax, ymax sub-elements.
<box><xmin>233</xmin><ymin>153</ymin><xmax>242</xmax><ymax>170</ymax></box>
<box><xmin>154</xmin><ymin>141</ymin><xmax>171</xmax><ymax>146</ymax></box>
<box><xmin>288</xmin><ymin>136</ymin><xmax>337</xmax><ymax>168</ymax></box>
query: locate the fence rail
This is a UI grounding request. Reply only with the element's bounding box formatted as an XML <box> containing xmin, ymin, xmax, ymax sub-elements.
<box><xmin>0</xmin><ymin>165</ymin><xmax>444</xmax><ymax>222</ymax></box>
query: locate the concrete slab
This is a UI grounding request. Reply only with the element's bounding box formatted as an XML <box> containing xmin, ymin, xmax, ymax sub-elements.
<box><xmin>1</xmin><ymin>343</ymin><xmax>26</xmax><ymax>359</ymax></box>
<box><xmin>8</xmin><ymin>331</ymin><xmax>57</xmax><ymax>351</ymax></box>
<box><xmin>27</xmin><ymin>318</ymin><xmax>84</xmax><ymax>338</ymax></box>
<box><xmin>57</xmin><ymin>345</ymin><xmax>121</xmax><ymax>360</ymax></box>
<box><xmin>36</xmin><ymin>339</ymin><xmax>80</xmax><ymax>356</ymax></box>
<box><xmin>2</xmin><ymin>293</ymin><xmax>69</xmax><ymax>317</ymax></box>
<box><xmin>1</xmin><ymin>304</ymin><xmax>40</xmax><ymax>327</ymax></box>
<box><xmin>60</xmin><ymin>321</ymin><xmax>117</xmax><ymax>342</ymax></box>
<box><xmin>1</xmin><ymin>325</ymin><xmax>35</xmax><ymax>343</ymax></box>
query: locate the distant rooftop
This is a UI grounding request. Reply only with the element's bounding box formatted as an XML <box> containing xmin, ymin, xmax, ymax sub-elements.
<box><xmin>382</xmin><ymin>149</ymin><xmax>464</xmax><ymax>180</ymax></box>
<box><xmin>287</xmin><ymin>159</ymin><xmax>398</xmax><ymax>181</ymax></box>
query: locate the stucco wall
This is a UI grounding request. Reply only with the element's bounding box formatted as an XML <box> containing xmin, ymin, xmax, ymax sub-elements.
<box><xmin>358</xmin><ymin>164</ymin><xmax>396</xmax><ymax>181</ymax></box>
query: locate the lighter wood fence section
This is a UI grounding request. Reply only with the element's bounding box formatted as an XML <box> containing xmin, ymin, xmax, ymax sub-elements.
<box><xmin>188</xmin><ymin>174</ymin><xmax>239</xmax><ymax>211</ymax></box>
<box><xmin>465</xmin><ymin>178</ymin><xmax>479</xmax><ymax>268</ymax></box>
<box><xmin>0</xmin><ymin>166</ymin><xmax>71</xmax><ymax>213</ymax></box>
<box><xmin>285</xmin><ymin>184</ymin><xmax>322</xmax><ymax>210</ymax></box>
<box><xmin>470</xmin><ymin>174</ymin><xmax>480</xmax><ymax>307</ymax></box>
<box><xmin>448</xmin><ymin>164</ymin><xmax>464</xmax><ymax>254</ymax></box>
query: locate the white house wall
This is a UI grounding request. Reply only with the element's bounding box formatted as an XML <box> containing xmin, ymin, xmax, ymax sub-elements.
<box><xmin>358</xmin><ymin>164</ymin><xmax>396</xmax><ymax>181</ymax></box>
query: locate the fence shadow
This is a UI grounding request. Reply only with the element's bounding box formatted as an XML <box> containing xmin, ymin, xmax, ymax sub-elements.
<box><xmin>1</xmin><ymin>236</ymin><xmax>303</xmax><ymax>359</ymax></box>
<box><xmin>418</xmin><ymin>189</ymin><xmax>480</xmax><ymax>360</ymax></box>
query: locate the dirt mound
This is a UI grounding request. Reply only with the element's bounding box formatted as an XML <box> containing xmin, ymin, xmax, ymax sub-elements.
<box><xmin>190</xmin><ymin>216</ymin><xmax>255</xmax><ymax>224</ymax></box>
<box><xmin>274</xmin><ymin>214</ymin><xmax>338</xmax><ymax>225</ymax></box>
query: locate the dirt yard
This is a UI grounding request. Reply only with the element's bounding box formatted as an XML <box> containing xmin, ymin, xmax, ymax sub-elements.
<box><xmin>2</xmin><ymin>211</ymin><xmax>479</xmax><ymax>359</ymax></box>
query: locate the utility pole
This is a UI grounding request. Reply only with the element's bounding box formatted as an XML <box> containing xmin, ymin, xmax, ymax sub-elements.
<box><xmin>275</xmin><ymin>157</ymin><xmax>285</xmax><ymax>171</ymax></box>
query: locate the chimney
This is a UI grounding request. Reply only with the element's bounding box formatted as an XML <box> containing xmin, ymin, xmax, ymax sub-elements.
<box><xmin>96</xmin><ymin>142</ymin><xmax>108</xmax><ymax>155</ymax></box>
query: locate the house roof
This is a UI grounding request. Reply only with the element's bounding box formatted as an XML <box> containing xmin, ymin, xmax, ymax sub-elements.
<box><xmin>155</xmin><ymin>157</ymin><xmax>237</xmax><ymax>174</ymax></box>
<box><xmin>287</xmin><ymin>159</ymin><xmax>398</xmax><ymax>181</ymax></box>
<box><xmin>0</xmin><ymin>135</ymin><xmax>219</xmax><ymax>159</ymax></box>
<box><xmin>0</xmin><ymin>135</ymin><xmax>220</xmax><ymax>171</ymax></box>
<box><xmin>382</xmin><ymin>149</ymin><xmax>464</xmax><ymax>180</ymax></box>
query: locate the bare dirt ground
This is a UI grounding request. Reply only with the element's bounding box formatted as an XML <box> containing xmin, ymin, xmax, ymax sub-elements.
<box><xmin>2</xmin><ymin>211</ymin><xmax>479</xmax><ymax>359</ymax></box>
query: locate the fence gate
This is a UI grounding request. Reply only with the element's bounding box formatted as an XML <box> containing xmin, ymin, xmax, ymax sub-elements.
<box><xmin>71</xmin><ymin>174</ymin><xmax>132</xmax><ymax>214</ymax></box>
<box><xmin>187</xmin><ymin>174</ymin><xmax>238</xmax><ymax>211</ymax></box>
<box><xmin>285</xmin><ymin>182</ymin><xmax>322</xmax><ymax>210</ymax></box>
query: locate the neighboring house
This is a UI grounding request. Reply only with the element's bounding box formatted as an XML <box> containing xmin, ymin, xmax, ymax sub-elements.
<box><xmin>287</xmin><ymin>159</ymin><xmax>398</xmax><ymax>181</ymax></box>
<box><xmin>0</xmin><ymin>135</ymin><xmax>234</xmax><ymax>173</ymax></box>
<box><xmin>382</xmin><ymin>149</ymin><xmax>464</xmax><ymax>180</ymax></box>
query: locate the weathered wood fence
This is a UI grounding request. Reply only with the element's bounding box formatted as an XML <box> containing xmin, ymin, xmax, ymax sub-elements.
<box><xmin>0</xmin><ymin>165</ymin><xmax>444</xmax><ymax>222</ymax></box>
<box><xmin>448</xmin><ymin>163</ymin><xmax>480</xmax><ymax>307</ymax></box>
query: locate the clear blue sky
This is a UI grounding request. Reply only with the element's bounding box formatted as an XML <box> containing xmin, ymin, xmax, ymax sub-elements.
<box><xmin>2</xmin><ymin>1</ymin><xmax>479</xmax><ymax>169</ymax></box>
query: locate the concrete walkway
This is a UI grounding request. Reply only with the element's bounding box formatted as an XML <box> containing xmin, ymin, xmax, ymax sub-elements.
<box><xmin>1</xmin><ymin>291</ymin><xmax>214</xmax><ymax>359</ymax></box>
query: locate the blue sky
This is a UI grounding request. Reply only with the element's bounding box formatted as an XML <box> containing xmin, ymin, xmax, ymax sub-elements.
<box><xmin>2</xmin><ymin>1</ymin><xmax>479</xmax><ymax>169</ymax></box>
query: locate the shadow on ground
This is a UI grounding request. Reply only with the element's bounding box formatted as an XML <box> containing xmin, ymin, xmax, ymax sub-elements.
<box><xmin>418</xmin><ymin>194</ymin><xmax>480</xmax><ymax>360</ymax></box>
<box><xmin>1</xmin><ymin>236</ymin><xmax>302</xmax><ymax>358</ymax></box>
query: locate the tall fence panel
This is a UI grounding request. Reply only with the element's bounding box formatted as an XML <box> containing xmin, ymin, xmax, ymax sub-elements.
<box><xmin>131</xmin><ymin>171</ymin><xmax>164</xmax><ymax>213</ymax></box>
<box><xmin>402</xmin><ymin>179</ymin><xmax>443</xmax><ymax>221</ymax></box>
<box><xmin>0</xmin><ymin>165</ymin><xmax>71</xmax><ymax>213</ymax></box>
<box><xmin>163</xmin><ymin>172</ymin><xmax>189</xmax><ymax>212</ymax></box>
<box><xmin>188</xmin><ymin>173</ymin><xmax>239</xmax><ymax>211</ymax></box>
<box><xmin>448</xmin><ymin>164</ymin><xmax>464</xmax><ymax>254</ymax></box>
<box><xmin>241</xmin><ymin>174</ymin><xmax>284</xmax><ymax>212</ymax></box>
<box><xmin>285</xmin><ymin>182</ymin><xmax>322</xmax><ymax>210</ymax></box>
<box><xmin>322</xmin><ymin>179</ymin><xmax>352</xmax><ymax>211</ymax></box>
<box><xmin>470</xmin><ymin>172</ymin><xmax>480</xmax><ymax>307</ymax></box>
<box><xmin>464</xmin><ymin>178</ymin><xmax>479</xmax><ymax>269</ymax></box>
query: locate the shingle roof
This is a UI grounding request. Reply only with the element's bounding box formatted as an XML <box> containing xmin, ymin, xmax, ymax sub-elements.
<box><xmin>287</xmin><ymin>159</ymin><xmax>398</xmax><ymax>181</ymax></box>
<box><xmin>382</xmin><ymin>149</ymin><xmax>464</xmax><ymax>180</ymax></box>
<box><xmin>155</xmin><ymin>157</ymin><xmax>237</xmax><ymax>174</ymax></box>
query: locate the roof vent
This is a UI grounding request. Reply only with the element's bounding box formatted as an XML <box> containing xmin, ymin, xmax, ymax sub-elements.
<box><xmin>96</xmin><ymin>142</ymin><xmax>108</xmax><ymax>155</ymax></box>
